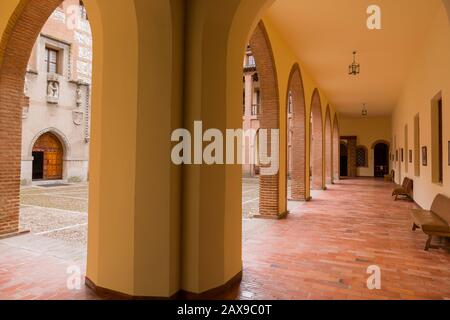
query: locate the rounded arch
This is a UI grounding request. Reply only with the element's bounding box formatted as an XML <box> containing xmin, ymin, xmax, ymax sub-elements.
<box><xmin>28</xmin><ymin>127</ymin><xmax>71</xmax><ymax>159</ymax></box>
<box><xmin>333</xmin><ymin>114</ymin><xmax>340</xmax><ymax>181</ymax></box>
<box><xmin>373</xmin><ymin>140</ymin><xmax>391</xmax><ymax>177</ymax></box>
<box><xmin>248</xmin><ymin>21</ymin><xmax>280</xmax><ymax>216</ymax></box>
<box><xmin>371</xmin><ymin>139</ymin><xmax>391</xmax><ymax>150</ymax></box>
<box><xmin>324</xmin><ymin>105</ymin><xmax>332</xmax><ymax>185</ymax></box>
<box><xmin>286</xmin><ymin>63</ymin><xmax>306</xmax><ymax>201</ymax></box>
<box><xmin>310</xmin><ymin>88</ymin><xmax>324</xmax><ymax>190</ymax></box>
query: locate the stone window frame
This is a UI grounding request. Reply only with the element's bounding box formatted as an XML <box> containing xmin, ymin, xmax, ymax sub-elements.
<box><xmin>40</xmin><ymin>34</ymin><xmax>72</xmax><ymax>79</ymax></box>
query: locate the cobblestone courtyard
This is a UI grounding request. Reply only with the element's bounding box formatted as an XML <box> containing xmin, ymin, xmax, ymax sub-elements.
<box><xmin>20</xmin><ymin>183</ymin><xmax>89</xmax><ymax>245</ymax></box>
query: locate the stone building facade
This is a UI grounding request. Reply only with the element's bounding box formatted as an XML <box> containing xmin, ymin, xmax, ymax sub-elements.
<box><xmin>21</xmin><ymin>0</ymin><xmax>91</xmax><ymax>185</ymax></box>
<box><xmin>242</xmin><ymin>47</ymin><xmax>261</xmax><ymax>177</ymax></box>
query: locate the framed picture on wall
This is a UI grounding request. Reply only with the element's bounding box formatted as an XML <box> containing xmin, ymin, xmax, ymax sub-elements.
<box><xmin>422</xmin><ymin>146</ymin><xmax>427</xmax><ymax>166</ymax></box>
<box><xmin>409</xmin><ymin>150</ymin><xmax>413</xmax><ymax>163</ymax></box>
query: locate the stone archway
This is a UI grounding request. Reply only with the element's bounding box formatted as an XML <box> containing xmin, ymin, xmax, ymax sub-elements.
<box><xmin>373</xmin><ymin>141</ymin><xmax>390</xmax><ymax>177</ymax></box>
<box><xmin>286</xmin><ymin>64</ymin><xmax>306</xmax><ymax>201</ymax></box>
<box><xmin>371</xmin><ymin>139</ymin><xmax>391</xmax><ymax>150</ymax></box>
<box><xmin>333</xmin><ymin>114</ymin><xmax>340</xmax><ymax>182</ymax></box>
<box><xmin>325</xmin><ymin>106</ymin><xmax>332</xmax><ymax>185</ymax></box>
<box><xmin>310</xmin><ymin>89</ymin><xmax>324</xmax><ymax>190</ymax></box>
<box><xmin>28</xmin><ymin>127</ymin><xmax>71</xmax><ymax>159</ymax></box>
<box><xmin>249</xmin><ymin>21</ymin><xmax>281</xmax><ymax>217</ymax></box>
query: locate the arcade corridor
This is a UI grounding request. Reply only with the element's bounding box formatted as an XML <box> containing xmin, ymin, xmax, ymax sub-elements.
<box><xmin>1</xmin><ymin>179</ymin><xmax>449</xmax><ymax>300</ymax></box>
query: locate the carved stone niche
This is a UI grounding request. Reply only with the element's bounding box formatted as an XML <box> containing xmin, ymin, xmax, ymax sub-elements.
<box><xmin>47</xmin><ymin>73</ymin><xmax>60</xmax><ymax>104</ymax></box>
<box><xmin>72</xmin><ymin>111</ymin><xmax>84</xmax><ymax>125</ymax></box>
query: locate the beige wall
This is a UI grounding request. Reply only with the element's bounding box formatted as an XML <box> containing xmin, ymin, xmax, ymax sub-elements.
<box><xmin>392</xmin><ymin>2</ymin><xmax>450</xmax><ymax>209</ymax></box>
<box><xmin>340</xmin><ymin>116</ymin><xmax>392</xmax><ymax>177</ymax></box>
<box><xmin>262</xmin><ymin>17</ymin><xmax>337</xmax><ymax>201</ymax></box>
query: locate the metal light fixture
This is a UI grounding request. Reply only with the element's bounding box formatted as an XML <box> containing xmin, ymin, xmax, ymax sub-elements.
<box><xmin>362</xmin><ymin>103</ymin><xmax>368</xmax><ymax>117</ymax></box>
<box><xmin>348</xmin><ymin>51</ymin><xmax>360</xmax><ymax>76</ymax></box>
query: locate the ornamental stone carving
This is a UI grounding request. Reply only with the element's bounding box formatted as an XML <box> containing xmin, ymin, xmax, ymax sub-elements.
<box><xmin>76</xmin><ymin>86</ymin><xmax>83</xmax><ymax>106</ymax></box>
<box><xmin>72</xmin><ymin>111</ymin><xmax>84</xmax><ymax>125</ymax></box>
<box><xmin>47</xmin><ymin>73</ymin><xmax>60</xmax><ymax>104</ymax></box>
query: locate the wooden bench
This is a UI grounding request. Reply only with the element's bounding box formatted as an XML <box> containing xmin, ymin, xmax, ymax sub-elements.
<box><xmin>392</xmin><ymin>177</ymin><xmax>413</xmax><ymax>201</ymax></box>
<box><xmin>411</xmin><ymin>194</ymin><xmax>450</xmax><ymax>251</ymax></box>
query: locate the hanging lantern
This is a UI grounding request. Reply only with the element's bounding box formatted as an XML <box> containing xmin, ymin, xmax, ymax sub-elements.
<box><xmin>349</xmin><ymin>51</ymin><xmax>360</xmax><ymax>76</ymax></box>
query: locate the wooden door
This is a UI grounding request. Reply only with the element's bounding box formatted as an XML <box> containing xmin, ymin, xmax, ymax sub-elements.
<box><xmin>32</xmin><ymin>133</ymin><xmax>63</xmax><ymax>180</ymax></box>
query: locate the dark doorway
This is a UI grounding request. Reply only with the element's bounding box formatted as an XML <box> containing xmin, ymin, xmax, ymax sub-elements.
<box><xmin>32</xmin><ymin>151</ymin><xmax>44</xmax><ymax>180</ymax></box>
<box><xmin>340</xmin><ymin>142</ymin><xmax>348</xmax><ymax>177</ymax></box>
<box><xmin>374</xmin><ymin>143</ymin><xmax>389</xmax><ymax>177</ymax></box>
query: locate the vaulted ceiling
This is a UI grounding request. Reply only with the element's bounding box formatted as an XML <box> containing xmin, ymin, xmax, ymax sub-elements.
<box><xmin>265</xmin><ymin>0</ymin><xmax>442</xmax><ymax>116</ymax></box>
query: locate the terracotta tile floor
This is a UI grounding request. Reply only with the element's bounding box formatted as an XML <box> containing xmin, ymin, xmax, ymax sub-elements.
<box><xmin>231</xmin><ymin>178</ymin><xmax>450</xmax><ymax>300</ymax></box>
<box><xmin>0</xmin><ymin>178</ymin><xmax>449</xmax><ymax>300</ymax></box>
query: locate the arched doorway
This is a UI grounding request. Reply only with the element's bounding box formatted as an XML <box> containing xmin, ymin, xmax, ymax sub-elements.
<box><xmin>340</xmin><ymin>141</ymin><xmax>348</xmax><ymax>177</ymax></box>
<box><xmin>32</xmin><ymin>132</ymin><xmax>64</xmax><ymax>180</ymax></box>
<box><xmin>310</xmin><ymin>89</ymin><xmax>324</xmax><ymax>190</ymax></box>
<box><xmin>286</xmin><ymin>64</ymin><xmax>306</xmax><ymax>201</ymax></box>
<box><xmin>373</xmin><ymin>141</ymin><xmax>390</xmax><ymax>177</ymax></box>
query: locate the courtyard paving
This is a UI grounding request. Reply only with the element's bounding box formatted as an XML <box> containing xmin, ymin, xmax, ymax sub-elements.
<box><xmin>20</xmin><ymin>183</ymin><xmax>88</xmax><ymax>245</ymax></box>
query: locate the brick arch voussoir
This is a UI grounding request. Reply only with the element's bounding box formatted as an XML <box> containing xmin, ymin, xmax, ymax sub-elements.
<box><xmin>248</xmin><ymin>21</ymin><xmax>279</xmax><ymax>130</ymax></box>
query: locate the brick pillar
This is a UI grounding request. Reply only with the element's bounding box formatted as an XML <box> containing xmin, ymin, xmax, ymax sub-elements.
<box><xmin>347</xmin><ymin>138</ymin><xmax>357</xmax><ymax>177</ymax></box>
<box><xmin>288</xmin><ymin>65</ymin><xmax>306</xmax><ymax>201</ymax></box>
<box><xmin>243</xmin><ymin>73</ymin><xmax>253</xmax><ymax>175</ymax></box>
<box><xmin>333</xmin><ymin>116</ymin><xmax>340</xmax><ymax>181</ymax></box>
<box><xmin>249</xmin><ymin>22</ymin><xmax>280</xmax><ymax>217</ymax></box>
<box><xmin>325</xmin><ymin>107</ymin><xmax>332</xmax><ymax>185</ymax></box>
<box><xmin>311</xmin><ymin>89</ymin><xmax>324</xmax><ymax>190</ymax></box>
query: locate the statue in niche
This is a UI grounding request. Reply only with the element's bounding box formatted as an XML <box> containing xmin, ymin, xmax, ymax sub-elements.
<box><xmin>48</xmin><ymin>81</ymin><xmax>59</xmax><ymax>98</ymax></box>
<box><xmin>47</xmin><ymin>81</ymin><xmax>59</xmax><ymax>103</ymax></box>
